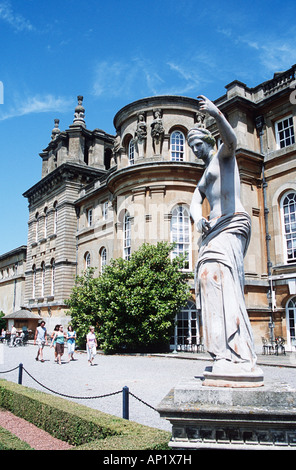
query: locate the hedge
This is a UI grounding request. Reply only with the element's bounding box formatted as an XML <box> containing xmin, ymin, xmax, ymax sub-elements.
<box><xmin>0</xmin><ymin>379</ymin><xmax>171</xmax><ymax>450</ymax></box>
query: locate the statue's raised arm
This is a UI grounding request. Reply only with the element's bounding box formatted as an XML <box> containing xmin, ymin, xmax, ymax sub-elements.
<box><xmin>197</xmin><ymin>95</ymin><xmax>237</xmax><ymax>158</ymax></box>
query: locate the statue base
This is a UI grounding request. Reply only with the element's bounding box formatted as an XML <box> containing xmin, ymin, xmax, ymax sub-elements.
<box><xmin>203</xmin><ymin>364</ymin><xmax>264</xmax><ymax>388</ymax></box>
<box><xmin>157</xmin><ymin>377</ymin><xmax>296</xmax><ymax>450</ymax></box>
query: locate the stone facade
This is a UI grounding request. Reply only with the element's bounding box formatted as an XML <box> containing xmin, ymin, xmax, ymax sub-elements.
<box><xmin>1</xmin><ymin>66</ymin><xmax>296</xmax><ymax>351</ymax></box>
<box><xmin>0</xmin><ymin>246</ymin><xmax>26</xmax><ymax>316</ymax></box>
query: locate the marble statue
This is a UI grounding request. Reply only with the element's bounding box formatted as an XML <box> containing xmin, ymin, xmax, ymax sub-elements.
<box><xmin>188</xmin><ymin>96</ymin><xmax>263</xmax><ymax>386</ymax></box>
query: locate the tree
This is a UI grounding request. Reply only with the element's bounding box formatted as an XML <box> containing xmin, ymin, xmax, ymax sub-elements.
<box><xmin>66</xmin><ymin>242</ymin><xmax>192</xmax><ymax>354</ymax></box>
<box><xmin>0</xmin><ymin>311</ymin><xmax>6</xmax><ymax>331</ymax></box>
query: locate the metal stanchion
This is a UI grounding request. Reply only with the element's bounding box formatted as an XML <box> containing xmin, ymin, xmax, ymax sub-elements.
<box><xmin>122</xmin><ymin>386</ymin><xmax>129</xmax><ymax>420</ymax></box>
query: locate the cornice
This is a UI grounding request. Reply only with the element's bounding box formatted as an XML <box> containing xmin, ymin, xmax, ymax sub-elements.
<box><xmin>23</xmin><ymin>162</ymin><xmax>106</xmax><ymax>205</ymax></box>
<box><xmin>106</xmin><ymin>160</ymin><xmax>204</xmax><ymax>193</ymax></box>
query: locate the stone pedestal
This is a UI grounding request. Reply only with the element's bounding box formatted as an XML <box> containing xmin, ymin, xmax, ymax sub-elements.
<box><xmin>203</xmin><ymin>363</ymin><xmax>264</xmax><ymax>388</ymax></box>
<box><xmin>157</xmin><ymin>377</ymin><xmax>296</xmax><ymax>450</ymax></box>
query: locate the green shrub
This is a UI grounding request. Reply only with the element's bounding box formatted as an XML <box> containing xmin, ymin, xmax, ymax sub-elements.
<box><xmin>66</xmin><ymin>242</ymin><xmax>192</xmax><ymax>353</ymax></box>
<box><xmin>0</xmin><ymin>379</ymin><xmax>171</xmax><ymax>450</ymax></box>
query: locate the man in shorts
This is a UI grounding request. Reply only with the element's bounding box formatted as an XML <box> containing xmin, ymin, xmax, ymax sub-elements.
<box><xmin>34</xmin><ymin>321</ymin><xmax>48</xmax><ymax>362</ymax></box>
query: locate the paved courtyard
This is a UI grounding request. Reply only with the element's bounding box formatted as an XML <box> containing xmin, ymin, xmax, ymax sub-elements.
<box><xmin>1</xmin><ymin>342</ymin><xmax>296</xmax><ymax>432</ymax></box>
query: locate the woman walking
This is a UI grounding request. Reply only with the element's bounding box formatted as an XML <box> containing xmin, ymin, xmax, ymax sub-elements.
<box><xmin>50</xmin><ymin>325</ymin><xmax>66</xmax><ymax>365</ymax></box>
<box><xmin>51</xmin><ymin>325</ymin><xmax>60</xmax><ymax>362</ymax></box>
<box><xmin>67</xmin><ymin>325</ymin><xmax>76</xmax><ymax>362</ymax></box>
<box><xmin>86</xmin><ymin>326</ymin><xmax>97</xmax><ymax>366</ymax></box>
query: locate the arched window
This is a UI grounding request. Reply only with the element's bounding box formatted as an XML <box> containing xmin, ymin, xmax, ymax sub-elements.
<box><xmin>100</xmin><ymin>247</ymin><xmax>107</xmax><ymax>272</ymax></box>
<box><xmin>286</xmin><ymin>297</ymin><xmax>296</xmax><ymax>350</ymax></box>
<box><xmin>281</xmin><ymin>191</ymin><xmax>296</xmax><ymax>263</ymax></box>
<box><xmin>35</xmin><ymin>212</ymin><xmax>39</xmax><ymax>242</ymax></box>
<box><xmin>50</xmin><ymin>259</ymin><xmax>55</xmax><ymax>296</ymax></box>
<box><xmin>32</xmin><ymin>265</ymin><xmax>36</xmax><ymax>299</ymax></box>
<box><xmin>44</xmin><ymin>207</ymin><xmax>48</xmax><ymax>238</ymax></box>
<box><xmin>171</xmin><ymin>205</ymin><xmax>191</xmax><ymax>269</ymax></box>
<box><xmin>128</xmin><ymin>139</ymin><xmax>135</xmax><ymax>166</ymax></box>
<box><xmin>53</xmin><ymin>201</ymin><xmax>58</xmax><ymax>235</ymax></box>
<box><xmin>123</xmin><ymin>212</ymin><xmax>131</xmax><ymax>260</ymax></box>
<box><xmin>85</xmin><ymin>252</ymin><xmax>91</xmax><ymax>269</ymax></box>
<box><xmin>41</xmin><ymin>262</ymin><xmax>45</xmax><ymax>297</ymax></box>
<box><xmin>171</xmin><ymin>130</ymin><xmax>185</xmax><ymax>161</ymax></box>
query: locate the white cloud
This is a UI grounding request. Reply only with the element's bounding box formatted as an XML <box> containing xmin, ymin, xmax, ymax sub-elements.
<box><xmin>0</xmin><ymin>94</ymin><xmax>72</xmax><ymax>121</ymax></box>
<box><xmin>254</xmin><ymin>43</ymin><xmax>296</xmax><ymax>73</ymax></box>
<box><xmin>218</xmin><ymin>27</ymin><xmax>296</xmax><ymax>74</ymax></box>
<box><xmin>92</xmin><ymin>58</ymin><xmax>202</xmax><ymax>99</ymax></box>
<box><xmin>0</xmin><ymin>0</ymin><xmax>34</xmax><ymax>32</ymax></box>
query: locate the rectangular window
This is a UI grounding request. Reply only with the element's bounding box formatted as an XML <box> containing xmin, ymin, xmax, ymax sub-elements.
<box><xmin>124</xmin><ymin>214</ymin><xmax>131</xmax><ymax>260</ymax></box>
<box><xmin>87</xmin><ymin>208</ymin><xmax>93</xmax><ymax>227</ymax></box>
<box><xmin>103</xmin><ymin>201</ymin><xmax>108</xmax><ymax>220</ymax></box>
<box><xmin>275</xmin><ymin>116</ymin><xmax>295</xmax><ymax>149</ymax></box>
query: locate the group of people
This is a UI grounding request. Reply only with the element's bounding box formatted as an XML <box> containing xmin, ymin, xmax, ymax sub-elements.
<box><xmin>1</xmin><ymin>325</ymin><xmax>28</xmax><ymax>346</ymax></box>
<box><xmin>34</xmin><ymin>321</ymin><xmax>98</xmax><ymax>366</ymax></box>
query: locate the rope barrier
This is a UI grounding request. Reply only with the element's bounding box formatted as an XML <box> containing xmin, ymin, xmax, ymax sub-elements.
<box><xmin>0</xmin><ymin>363</ymin><xmax>157</xmax><ymax>419</ymax></box>
<box><xmin>0</xmin><ymin>365</ymin><xmax>19</xmax><ymax>374</ymax></box>
<box><xmin>22</xmin><ymin>366</ymin><xmax>122</xmax><ymax>400</ymax></box>
<box><xmin>129</xmin><ymin>391</ymin><xmax>157</xmax><ymax>411</ymax></box>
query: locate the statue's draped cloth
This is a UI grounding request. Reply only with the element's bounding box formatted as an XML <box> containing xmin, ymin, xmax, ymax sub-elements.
<box><xmin>195</xmin><ymin>212</ymin><xmax>257</xmax><ymax>366</ymax></box>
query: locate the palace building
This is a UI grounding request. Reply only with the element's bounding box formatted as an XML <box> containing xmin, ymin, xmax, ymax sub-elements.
<box><xmin>1</xmin><ymin>65</ymin><xmax>296</xmax><ymax>353</ymax></box>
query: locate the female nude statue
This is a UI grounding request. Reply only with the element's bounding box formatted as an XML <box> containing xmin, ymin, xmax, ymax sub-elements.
<box><xmin>188</xmin><ymin>96</ymin><xmax>263</xmax><ymax>385</ymax></box>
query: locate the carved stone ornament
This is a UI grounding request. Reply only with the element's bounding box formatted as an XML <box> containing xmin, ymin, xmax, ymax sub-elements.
<box><xmin>151</xmin><ymin>108</ymin><xmax>164</xmax><ymax>154</ymax></box>
<box><xmin>73</xmin><ymin>95</ymin><xmax>85</xmax><ymax>125</ymax></box>
<box><xmin>135</xmin><ymin>111</ymin><xmax>147</xmax><ymax>143</ymax></box>
<box><xmin>51</xmin><ymin>119</ymin><xmax>61</xmax><ymax>140</ymax></box>
<box><xmin>134</xmin><ymin>111</ymin><xmax>147</xmax><ymax>157</ymax></box>
<box><xmin>195</xmin><ymin>112</ymin><xmax>206</xmax><ymax>128</ymax></box>
<box><xmin>113</xmin><ymin>132</ymin><xmax>122</xmax><ymax>155</ymax></box>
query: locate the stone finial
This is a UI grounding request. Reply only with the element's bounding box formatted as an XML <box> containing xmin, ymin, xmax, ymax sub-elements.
<box><xmin>73</xmin><ymin>95</ymin><xmax>85</xmax><ymax>126</ymax></box>
<box><xmin>51</xmin><ymin>119</ymin><xmax>61</xmax><ymax>140</ymax></box>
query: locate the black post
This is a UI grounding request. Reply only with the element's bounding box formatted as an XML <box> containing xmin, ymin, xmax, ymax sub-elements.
<box><xmin>122</xmin><ymin>386</ymin><xmax>129</xmax><ymax>420</ymax></box>
<box><xmin>18</xmin><ymin>363</ymin><xmax>23</xmax><ymax>385</ymax></box>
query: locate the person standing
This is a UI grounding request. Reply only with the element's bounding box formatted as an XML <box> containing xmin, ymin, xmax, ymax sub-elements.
<box><xmin>67</xmin><ymin>325</ymin><xmax>76</xmax><ymax>362</ymax></box>
<box><xmin>50</xmin><ymin>325</ymin><xmax>66</xmax><ymax>365</ymax></box>
<box><xmin>86</xmin><ymin>326</ymin><xmax>97</xmax><ymax>366</ymax></box>
<box><xmin>34</xmin><ymin>321</ymin><xmax>48</xmax><ymax>362</ymax></box>
<box><xmin>10</xmin><ymin>324</ymin><xmax>17</xmax><ymax>347</ymax></box>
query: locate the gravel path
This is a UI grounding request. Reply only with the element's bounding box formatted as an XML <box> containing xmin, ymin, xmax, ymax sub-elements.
<box><xmin>1</xmin><ymin>342</ymin><xmax>296</xmax><ymax>445</ymax></box>
<box><xmin>0</xmin><ymin>409</ymin><xmax>73</xmax><ymax>450</ymax></box>
<box><xmin>0</xmin><ymin>343</ymin><xmax>207</xmax><ymax>432</ymax></box>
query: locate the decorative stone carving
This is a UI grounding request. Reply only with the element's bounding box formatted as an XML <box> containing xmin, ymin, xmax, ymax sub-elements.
<box><xmin>73</xmin><ymin>95</ymin><xmax>85</xmax><ymax>126</ymax></box>
<box><xmin>151</xmin><ymin>108</ymin><xmax>164</xmax><ymax>155</ymax></box>
<box><xmin>113</xmin><ymin>132</ymin><xmax>122</xmax><ymax>155</ymax></box>
<box><xmin>195</xmin><ymin>112</ymin><xmax>206</xmax><ymax>128</ymax></box>
<box><xmin>158</xmin><ymin>378</ymin><xmax>296</xmax><ymax>450</ymax></box>
<box><xmin>134</xmin><ymin>111</ymin><xmax>147</xmax><ymax>157</ymax></box>
<box><xmin>51</xmin><ymin>119</ymin><xmax>61</xmax><ymax>140</ymax></box>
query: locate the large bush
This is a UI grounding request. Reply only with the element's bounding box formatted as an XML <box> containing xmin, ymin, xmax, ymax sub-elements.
<box><xmin>66</xmin><ymin>242</ymin><xmax>192</xmax><ymax>353</ymax></box>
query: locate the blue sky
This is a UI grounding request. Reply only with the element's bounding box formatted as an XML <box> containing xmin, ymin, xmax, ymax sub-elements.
<box><xmin>0</xmin><ymin>0</ymin><xmax>296</xmax><ymax>254</ymax></box>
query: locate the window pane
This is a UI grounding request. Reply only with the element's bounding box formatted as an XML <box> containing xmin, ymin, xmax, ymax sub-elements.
<box><xmin>276</xmin><ymin>115</ymin><xmax>295</xmax><ymax>149</ymax></box>
<box><xmin>171</xmin><ymin>205</ymin><xmax>191</xmax><ymax>269</ymax></box>
<box><xmin>171</xmin><ymin>131</ymin><xmax>185</xmax><ymax>161</ymax></box>
<box><xmin>282</xmin><ymin>192</ymin><xmax>296</xmax><ymax>263</ymax></box>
